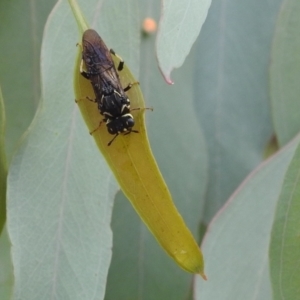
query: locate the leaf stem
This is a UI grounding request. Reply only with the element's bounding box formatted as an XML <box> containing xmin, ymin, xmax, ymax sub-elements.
<box><xmin>67</xmin><ymin>0</ymin><xmax>89</xmax><ymax>34</ymax></box>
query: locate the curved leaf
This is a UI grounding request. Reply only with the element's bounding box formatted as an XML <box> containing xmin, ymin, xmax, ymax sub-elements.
<box><xmin>74</xmin><ymin>37</ymin><xmax>205</xmax><ymax>277</ymax></box>
<box><xmin>270</xmin><ymin>140</ymin><xmax>300</xmax><ymax>299</ymax></box>
<box><xmin>156</xmin><ymin>0</ymin><xmax>212</xmax><ymax>83</ymax></box>
<box><xmin>270</xmin><ymin>0</ymin><xmax>300</xmax><ymax>146</ymax></box>
<box><xmin>194</xmin><ymin>135</ymin><xmax>300</xmax><ymax>299</ymax></box>
<box><xmin>72</xmin><ymin>0</ymin><xmax>205</xmax><ymax>277</ymax></box>
<box><xmin>105</xmin><ymin>3</ymin><xmax>209</xmax><ymax>295</ymax></box>
<box><xmin>7</xmin><ymin>1</ymin><xmax>116</xmax><ymax>299</ymax></box>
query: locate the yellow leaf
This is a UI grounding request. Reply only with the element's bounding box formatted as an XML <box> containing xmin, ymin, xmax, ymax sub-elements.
<box><xmin>69</xmin><ymin>0</ymin><xmax>206</xmax><ymax>278</ymax></box>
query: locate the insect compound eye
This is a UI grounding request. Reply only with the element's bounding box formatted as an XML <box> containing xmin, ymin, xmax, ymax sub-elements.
<box><xmin>120</xmin><ymin>115</ymin><xmax>134</xmax><ymax>130</ymax></box>
<box><xmin>125</xmin><ymin>117</ymin><xmax>134</xmax><ymax>128</ymax></box>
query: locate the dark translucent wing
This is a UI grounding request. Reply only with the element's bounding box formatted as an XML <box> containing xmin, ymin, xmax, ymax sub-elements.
<box><xmin>82</xmin><ymin>29</ymin><xmax>123</xmax><ymax>92</ymax></box>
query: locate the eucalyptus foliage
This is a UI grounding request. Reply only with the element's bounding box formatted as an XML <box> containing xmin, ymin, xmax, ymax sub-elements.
<box><xmin>0</xmin><ymin>0</ymin><xmax>299</xmax><ymax>299</ymax></box>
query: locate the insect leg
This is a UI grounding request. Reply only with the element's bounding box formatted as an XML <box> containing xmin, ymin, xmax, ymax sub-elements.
<box><xmin>124</xmin><ymin>130</ymin><xmax>139</xmax><ymax>135</ymax></box>
<box><xmin>90</xmin><ymin>120</ymin><xmax>103</xmax><ymax>135</ymax></box>
<box><xmin>110</xmin><ymin>49</ymin><xmax>124</xmax><ymax>71</ymax></box>
<box><xmin>76</xmin><ymin>42</ymin><xmax>90</xmax><ymax>79</ymax></box>
<box><xmin>123</xmin><ymin>81</ymin><xmax>139</xmax><ymax>92</ymax></box>
<box><xmin>108</xmin><ymin>133</ymin><xmax>119</xmax><ymax>146</ymax></box>
<box><xmin>79</xmin><ymin>58</ymin><xmax>90</xmax><ymax>79</ymax></box>
<box><xmin>108</xmin><ymin>129</ymin><xmax>139</xmax><ymax>146</ymax></box>
<box><xmin>75</xmin><ymin>96</ymin><xmax>97</xmax><ymax>104</ymax></box>
<box><xmin>109</xmin><ymin>51</ymin><xmax>139</xmax><ymax>93</ymax></box>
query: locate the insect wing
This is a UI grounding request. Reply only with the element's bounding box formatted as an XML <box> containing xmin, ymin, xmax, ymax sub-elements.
<box><xmin>82</xmin><ymin>29</ymin><xmax>122</xmax><ymax>91</ymax></box>
<box><xmin>82</xmin><ymin>30</ymin><xmax>112</xmax><ymax>73</ymax></box>
<box><xmin>80</xmin><ymin>29</ymin><xmax>134</xmax><ymax>142</ymax></box>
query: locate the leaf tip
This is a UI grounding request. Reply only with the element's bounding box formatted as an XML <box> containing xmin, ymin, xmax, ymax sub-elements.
<box><xmin>157</xmin><ymin>61</ymin><xmax>174</xmax><ymax>85</ymax></box>
<box><xmin>199</xmin><ymin>272</ymin><xmax>207</xmax><ymax>281</ymax></box>
<box><xmin>161</xmin><ymin>70</ymin><xmax>174</xmax><ymax>85</ymax></box>
<box><xmin>168</xmin><ymin>79</ymin><xmax>175</xmax><ymax>85</ymax></box>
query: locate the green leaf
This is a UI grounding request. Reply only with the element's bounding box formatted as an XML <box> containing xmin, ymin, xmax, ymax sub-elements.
<box><xmin>194</xmin><ymin>0</ymin><xmax>283</xmax><ymax>223</ymax></box>
<box><xmin>0</xmin><ymin>228</ymin><xmax>14</xmax><ymax>299</ymax></box>
<box><xmin>0</xmin><ymin>0</ymin><xmax>56</xmax><ymax>161</ymax></box>
<box><xmin>269</xmin><ymin>140</ymin><xmax>300</xmax><ymax>299</ymax></box>
<box><xmin>156</xmin><ymin>0</ymin><xmax>212</xmax><ymax>83</ymax></box>
<box><xmin>270</xmin><ymin>0</ymin><xmax>300</xmax><ymax>146</ymax></box>
<box><xmin>194</xmin><ymin>135</ymin><xmax>300</xmax><ymax>300</ymax></box>
<box><xmin>7</xmin><ymin>1</ymin><xmax>117</xmax><ymax>299</ymax></box>
<box><xmin>0</xmin><ymin>86</ymin><xmax>9</xmax><ymax>299</ymax></box>
<box><xmin>0</xmin><ymin>86</ymin><xmax>7</xmax><ymax>232</ymax></box>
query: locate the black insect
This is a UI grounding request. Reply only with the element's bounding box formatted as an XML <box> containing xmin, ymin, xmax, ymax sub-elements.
<box><xmin>80</xmin><ymin>29</ymin><xmax>138</xmax><ymax>145</ymax></box>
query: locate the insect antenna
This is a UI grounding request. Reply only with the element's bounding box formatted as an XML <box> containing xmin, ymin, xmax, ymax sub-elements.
<box><xmin>130</xmin><ymin>107</ymin><xmax>153</xmax><ymax>112</ymax></box>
